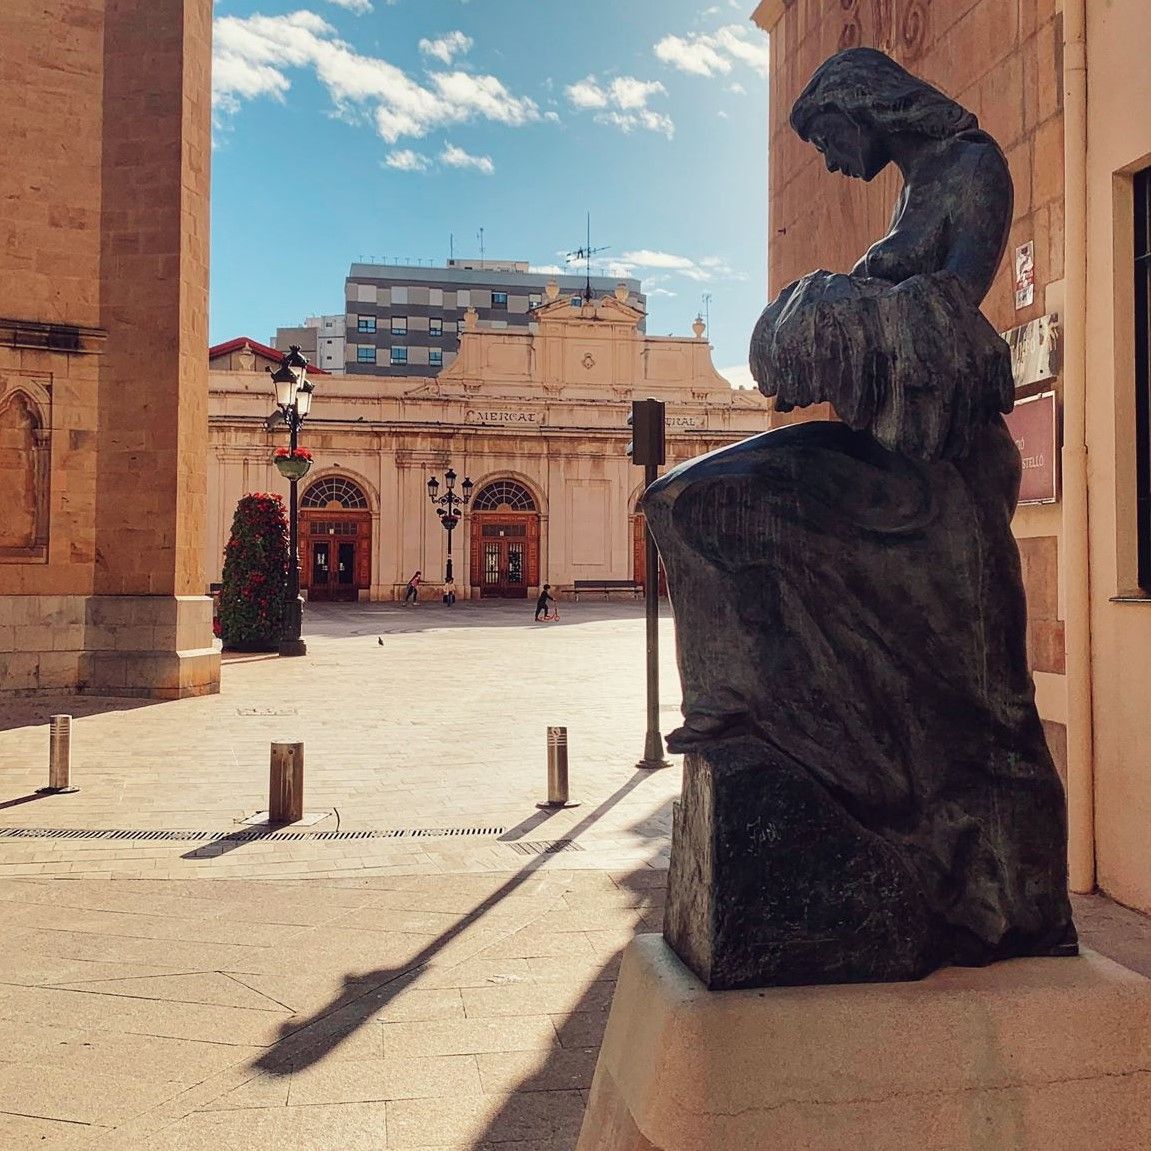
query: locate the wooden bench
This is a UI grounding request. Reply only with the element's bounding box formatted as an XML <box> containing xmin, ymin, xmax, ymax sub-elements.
<box><xmin>572</xmin><ymin>579</ymin><xmax>643</xmax><ymax>601</ymax></box>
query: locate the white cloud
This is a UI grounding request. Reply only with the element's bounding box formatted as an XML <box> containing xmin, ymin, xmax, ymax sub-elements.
<box><xmin>385</xmin><ymin>148</ymin><xmax>431</xmax><ymax>171</ymax></box>
<box><xmin>529</xmin><ymin>264</ymin><xmax>564</xmax><ymax>275</ymax></box>
<box><xmin>654</xmin><ymin>24</ymin><xmax>769</xmax><ymax>80</ymax></box>
<box><xmin>564</xmin><ymin>74</ymin><xmax>673</xmax><ymax>138</ymax></box>
<box><xmin>566</xmin><ymin>77</ymin><xmax>608</xmax><ymax>110</ymax></box>
<box><xmin>440</xmin><ymin>143</ymin><xmax>494</xmax><ymax>174</ymax></box>
<box><xmin>212</xmin><ymin>12</ymin><xmax>539</xmax><ymax>144</ymax></box>
<box><xmin>620</xmin><ymin>249</ymin><xmax>740</xmax><ymax>283</ymax></box>
<box><xmin>648</xmin><ymin>287</ymin><xmax>678</xmax><ymax>298</ymax></box>
<box><xmin>327</xmin><ymin>0</ymin><xmax>373</xmax><ymax>13</ymax></box>
<box><xmin>719</xmin><ymin>363</ymin><xmax>757</xmax><ymax>390</ymax></box>
<box><xmin>418</xmin><ymin>31</ymin><xmax>472</xmax><ymax>64</ymax></box>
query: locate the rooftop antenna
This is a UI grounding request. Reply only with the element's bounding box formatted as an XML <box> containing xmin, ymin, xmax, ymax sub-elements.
<box><xmin>478</xmin><ymin>226</ymin><xmax>485</xmax><ymax>266</ymax></box>
<box><xmin>450</xmin><ymin>232</ymin><xmax>454</xmax><ymax>262</ymax></box>
<box><xmin>565</xmin><ymin>212</ymin><xmax>609</xmax><ymax>302</ymax></box>
<box><xmin>702</xmin><ymin>292</ymin><xmax>712</xmax><ymax>336</ymax></box>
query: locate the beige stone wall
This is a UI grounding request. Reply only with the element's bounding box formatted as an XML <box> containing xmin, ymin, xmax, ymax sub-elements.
<box><xmin>0</xmin><ymin>2</ymin><xmax>107</xmax><ymax>600</ymax></box>
<box><xmin>764</xmin><ymin>0</ymin><xmax>1064</xmax><ymax>332</ymax></box>
<box><xmin>1080</xmin><ymin>0</ymin><xmax>1151</xmax><ymax>910</ymax></box>
<box><xmin>759</xmin><ymin>0</ymin><xmax>1151</xmax><ymax>910</ymax></box>
<box><xmin>758</xmin><ymin>1</ymin><xmax>1070</xmax><ymax>726</ymax></box>
<box><xmin>0</xmin><ymin>0</ymin><xmax>219</xmax><ymax>696</ymax></box>
<box><xmin>0</xmin><ymin>2</ymin><xmax>106</xmax><ymax>327</ymax></box>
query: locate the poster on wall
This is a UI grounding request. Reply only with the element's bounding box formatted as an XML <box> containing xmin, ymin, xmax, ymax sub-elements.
<box><xmin>1014</xmin><ymin>241</ymin><xmax>1036</xmax><ymax>309</ymax></box>
<box><xmin>1004</xmin><ymin>391</ymin><xmax>1058</xmax><ymax>504</ymax></box>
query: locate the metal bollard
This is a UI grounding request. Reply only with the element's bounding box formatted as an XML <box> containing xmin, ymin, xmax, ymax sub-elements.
<box><xmin>38</xmin><ymin>714</ymin><xmax>78</xmax><ymax>794</ymax></box>
<box><xmin>269</xmin><ymin>741</ymin><xmax>305</xmax><ymax>824</ymax></box>
<box><xmin>537</xmin><ymin>726</ymin><xmax>580</xmax><ymax>809</ymax></box>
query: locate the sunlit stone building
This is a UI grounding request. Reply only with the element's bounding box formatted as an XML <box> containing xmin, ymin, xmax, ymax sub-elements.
<box><xmin>208</xmin><ymin>286</ymin><xmax>767</xmax><ymax>602</ymax></box>
<box><xmin>0</xmin><ymin>0</ymin><xmax>218</xmax><ymax>697</ymax></box>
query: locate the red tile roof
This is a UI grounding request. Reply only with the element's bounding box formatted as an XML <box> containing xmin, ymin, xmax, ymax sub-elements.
<box><xmin>208</xmin><ymin>337</ymin><xmax>331</xmax><ymax>373</ymax></box>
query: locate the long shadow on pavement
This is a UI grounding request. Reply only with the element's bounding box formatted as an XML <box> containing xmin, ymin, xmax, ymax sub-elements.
<box><xmin>0</xmin><ymin>693</ymin><xmax>158</xmax><ymax>735</ymax></box>
<box><xmin>251</xmin><ymin>766</ymin><xmax>664</xmax><ymax>1076</ymax></box>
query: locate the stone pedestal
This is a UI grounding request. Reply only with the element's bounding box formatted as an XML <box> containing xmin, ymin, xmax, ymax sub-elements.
<box><xmin>0</xmin><ymin>594</ymin><xmax>219</xmax><ymax>698</ymax></box>
<box><xmin>577</xmin><ymin>934</ymin><xmax>1151</xmax><ymax>1151</ymax></box>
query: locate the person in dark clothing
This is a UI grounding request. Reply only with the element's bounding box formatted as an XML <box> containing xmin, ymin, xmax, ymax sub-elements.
<box><xmin>535</xmin><ymin>584</ymin><xmax>555</xmax><ymax>621</ymax></box>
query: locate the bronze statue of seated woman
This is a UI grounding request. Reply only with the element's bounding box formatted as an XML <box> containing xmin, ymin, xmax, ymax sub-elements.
<box><xmin>644</xmin><ymin>48</ymin><xmax>1077</xmax><ymax>989</ymax></box>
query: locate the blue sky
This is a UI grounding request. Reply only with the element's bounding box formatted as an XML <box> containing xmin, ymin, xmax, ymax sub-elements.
<box><xmin>210</xmin><ymin>0</ymin><xmax>769</xmax><ymax>385</ymax></box>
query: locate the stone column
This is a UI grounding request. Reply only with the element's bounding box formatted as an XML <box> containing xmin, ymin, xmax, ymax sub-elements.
<box><xmin>82</xmin><ymin>0</ymin><xmax>219</xmax><ymax>696</ymax></box>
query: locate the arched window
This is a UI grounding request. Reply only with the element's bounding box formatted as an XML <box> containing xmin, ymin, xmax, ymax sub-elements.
<box><xmin>0</xmin><ymin>389</ymin><xmax>48</xmax><ymax>556</ymax></box>
<box><xmin>471</xmin><ymin>480</ymin><xmax>537</xmax><ymax>512</ymax></box>
<box><xmin>301</xmin><ymin>476</ymin><xmax>369</xmax><ymax>509</ymax></box>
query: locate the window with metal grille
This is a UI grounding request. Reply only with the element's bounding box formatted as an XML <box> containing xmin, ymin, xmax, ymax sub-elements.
<box><xmin>1136</xmin><ymin>169</ymin><xmax>1151</xmax><ymax>589</ymax></box>
<box><xmin>471</xmin><ymin>480</ymin><xmax>537</xmax><ymax>512</ymax></box>
<box><xmin>301</xmin><ymin>477</ymin><xmax>369</xmax><ymax>509</ymax></box>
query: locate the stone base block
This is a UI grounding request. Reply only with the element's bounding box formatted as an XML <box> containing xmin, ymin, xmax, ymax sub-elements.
<box><xmin>577</xmin><ymin>934</ymin><xmax>1151</xmax><ymax>1151</ymax></box>
<box><xmin>0</xmin><ymin>594</ymin><xmax>219</xmax><ymax>697</ymax></box>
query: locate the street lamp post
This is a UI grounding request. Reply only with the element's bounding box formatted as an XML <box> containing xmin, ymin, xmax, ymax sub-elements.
<box><xmin>426</xmin><ymin>468</ymin><xmax>474</xmax><ymax>604</ymax></box>
<box><xmin>268</xmin><ymin>345</ymin><xmax>315</xmax><ymax>656</ymax></box>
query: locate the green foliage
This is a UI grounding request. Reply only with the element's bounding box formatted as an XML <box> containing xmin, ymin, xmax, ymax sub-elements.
<box><xmin>219</xmin><ymin>493</ymin><xmax>291</xmax><ymax>649</ymax></box>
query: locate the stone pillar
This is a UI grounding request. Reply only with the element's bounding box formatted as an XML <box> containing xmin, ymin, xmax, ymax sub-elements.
<box><xmin>81</xmin><ymin>0</ymin><xmax>219</xmax><ymax>696</ymax></box>
<box><xmin>0</xmin><ymin>0</ymin><xmax>219</xmax><ymax>698</ymax></box>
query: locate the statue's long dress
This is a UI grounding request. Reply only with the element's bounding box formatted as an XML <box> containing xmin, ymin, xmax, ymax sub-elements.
<box><xmin>644</xmin><ymin>269</ymin><xmax>1076</xmax><ymax>967</ymax></box>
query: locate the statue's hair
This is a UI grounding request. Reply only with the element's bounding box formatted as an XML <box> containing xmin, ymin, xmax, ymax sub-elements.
<box><xmin>790</xmin><ymin>48</ymin><xmax>978</xmax><ymax>142</ymax></box>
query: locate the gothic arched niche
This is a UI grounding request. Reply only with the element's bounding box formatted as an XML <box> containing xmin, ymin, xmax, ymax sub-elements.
<box><xmin>0</xmin><ymin>387</ymin><xmax>49</xmax><ymax>558</ymax></box>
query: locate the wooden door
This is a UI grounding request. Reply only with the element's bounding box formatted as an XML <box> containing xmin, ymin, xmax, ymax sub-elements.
<box><xmin>470</xmin><ymin>513</ymin><xmax>539</xmax><ymax>598</ymax></box>
<box><xmin>302</xmin><ymin>511</ymin><xmax>371</xmax><ymax>602</ymax></box>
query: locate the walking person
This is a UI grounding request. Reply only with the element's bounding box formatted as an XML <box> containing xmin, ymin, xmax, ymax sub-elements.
<box><xmin>403</xmin><ymin>570</ymin><xmax>421</xmax><ymax>606</ymax></box>
<box><xmin>535</xmin><ymin>584</ymin><xmax>555</xmax><ymax>622</ymax></box>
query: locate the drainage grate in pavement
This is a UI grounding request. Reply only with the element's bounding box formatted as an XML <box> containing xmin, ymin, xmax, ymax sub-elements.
<box><xmin>504</xmin><ymin>839</ymin><xmax>583</xmax><ymax>855</ymax></box>
<box><xmin>0</xmin><ymin>825</ymin><xmax>506</xmax><ymax>845</ymax></box>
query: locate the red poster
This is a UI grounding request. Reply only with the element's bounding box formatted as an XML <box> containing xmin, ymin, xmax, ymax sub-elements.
<box><xmin>1004</xmin><ymin>392</ymin><xmax>1058</xmax><ymax>504</ymax></box>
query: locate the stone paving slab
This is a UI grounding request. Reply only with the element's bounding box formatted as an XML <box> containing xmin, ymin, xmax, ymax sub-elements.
<box><xmin>0</xmin><ymin>602</ymin><xmax>1147</xmax><ymax>1148</ymax></box>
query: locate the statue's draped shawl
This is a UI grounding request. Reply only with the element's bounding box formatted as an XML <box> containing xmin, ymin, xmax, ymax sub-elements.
<box><xmin>751</xmin><ymin>270</ymin><xmax>1015</xmax><ymax>461</ymax></box>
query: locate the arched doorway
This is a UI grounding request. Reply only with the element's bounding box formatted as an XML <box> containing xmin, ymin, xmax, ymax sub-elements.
<box><xmin>469</xmin><ymin>480</ymin><xmax>540</xmax><ymax>598</ymax></box>
<box><xmin>300</xmin><ymin>475</ymin><xmax>372</xmax><ymax>602</ymax></box>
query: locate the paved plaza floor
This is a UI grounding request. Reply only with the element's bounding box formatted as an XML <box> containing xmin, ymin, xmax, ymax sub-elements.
<box><xmin>0</xmin><ymin>600</ymin><xmax>1148</xmax><ymax>1149</ymax></box>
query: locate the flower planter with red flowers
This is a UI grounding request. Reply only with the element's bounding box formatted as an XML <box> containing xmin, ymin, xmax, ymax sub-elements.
<box><xmin>273</xmin><ymin>447</ymin><xmax>313</xmax><ymax>482</ymax></box>
<box><xmin>218</xmin><ymin>493</ymin><xmax>291</xmax><ymax>651</ymax></box>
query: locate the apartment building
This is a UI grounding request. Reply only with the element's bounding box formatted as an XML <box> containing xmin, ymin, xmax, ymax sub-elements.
<box><xmin>272</xmin><ymin>314</ymin><xmax>346</xmax><ymax>375</ymax></box>
<box><xmin>343</xmin><ymin>259</ymin><xmax>646</xmax><ymax>376</ymax></box>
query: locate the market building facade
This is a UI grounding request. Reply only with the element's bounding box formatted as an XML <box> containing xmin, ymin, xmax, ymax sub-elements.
<box><xmin>208</xmin><ymin>286</ymin><xmax>768</xmax><ymax>603</ymax></box>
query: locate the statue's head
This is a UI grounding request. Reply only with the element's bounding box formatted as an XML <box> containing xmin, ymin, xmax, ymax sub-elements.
<box><xmin>790</xmin><ymin>48</ymin><xmax>978</xmax><ymax>180</ymax></box>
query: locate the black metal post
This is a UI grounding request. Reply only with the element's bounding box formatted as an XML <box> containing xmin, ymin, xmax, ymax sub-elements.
<box><xmin>428</xmin><ymin>471</ymin><xmax>471</xmax><ymax>605</ymax></box>
<box><xmin>280</xmin><ymin>411</ymin><xmax>306</xmax><ymax>657</ymax></box>
<box><xmin>639</xmin><ymin>459</ymin><xmax>670</xmax><ymax>769</ymax></box>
